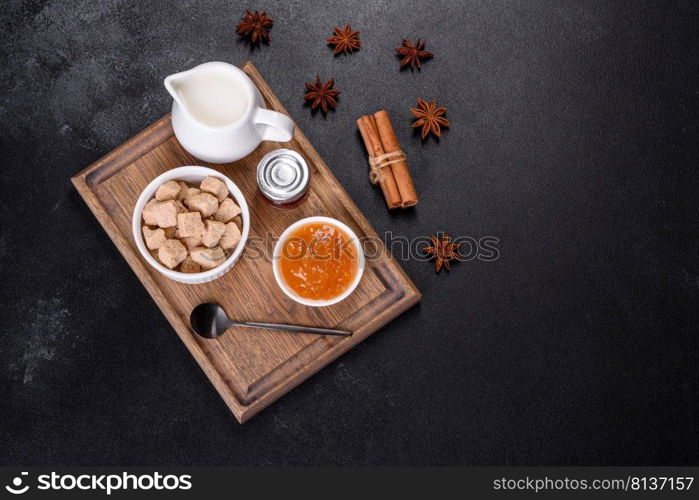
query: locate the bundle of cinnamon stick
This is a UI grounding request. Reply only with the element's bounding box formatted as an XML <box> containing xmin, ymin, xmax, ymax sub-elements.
<box><xmin>356</xmin><ymin>110</ymin><xmax>418</xmax><ymax>209</ymax></box>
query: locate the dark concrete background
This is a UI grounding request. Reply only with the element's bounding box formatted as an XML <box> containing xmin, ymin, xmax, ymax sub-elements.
<box><xmin>1</xmin><ymin>0</ymin><xmax>697</xmax><ymax>465</ymax></box>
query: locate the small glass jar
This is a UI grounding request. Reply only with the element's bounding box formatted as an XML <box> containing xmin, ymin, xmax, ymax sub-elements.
<box><xmin>256</xmin><ymin>149</ymin><xmax>310</xmax><ymax>207</ymax></box>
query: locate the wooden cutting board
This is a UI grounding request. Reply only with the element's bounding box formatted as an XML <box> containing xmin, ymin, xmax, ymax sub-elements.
<box><xmin>71</xmin><ymin>61</ymin><xmax>420</xmax><ymax>422</ymax></box>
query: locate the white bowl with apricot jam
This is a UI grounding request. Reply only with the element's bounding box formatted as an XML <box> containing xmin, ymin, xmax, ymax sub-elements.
<box><xmin>273</xmin><ymin>217</ymin><xmax>365</xmax><ymax>307</ymax></box>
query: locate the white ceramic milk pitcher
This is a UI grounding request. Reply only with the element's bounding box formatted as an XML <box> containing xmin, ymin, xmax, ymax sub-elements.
<box><xmin>164</xmin><ymin>62</ymin><xmax>295</xmax><ymax>163</ymax></box>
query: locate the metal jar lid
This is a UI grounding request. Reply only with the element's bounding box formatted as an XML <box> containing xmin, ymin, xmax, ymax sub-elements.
<box><xmin>256</xmin><ymin>149</ymin><xmax>310</xmax><ymax>204</ymax></box>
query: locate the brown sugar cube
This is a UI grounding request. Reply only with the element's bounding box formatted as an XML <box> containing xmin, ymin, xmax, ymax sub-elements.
<box><xmin>179</xmin><ymin>256</ymin><xmax>201</xmax><ymax>274</ymax></box>
<box><xmin>174</xmin><ymin>200</ymin><xmax>187</xmax><ymax>213</ymax></box>
<box><xmin>182</xmin><ymin>187</ymin><xmax>201</xmax><ymax>205</ymax></box>
<box><xmin>158</xmin><ymin>239</ymin><xmax>187</xmax><ymax>269</ymax></box>
<box><xmin>177</xmin><ymin>212</ymin><xmax>205</xmax><ymax>238</ymax></box>
<box><xmin>190</xmin><ymin>246</ymin><xmax>226</xmax><ymax>270</ymax></box>
<box><xmin>187</xmin><ymin>192</ymin><xmax>219</xmax><ymax>217</ymax></box>
<box><xmin>142</xmin><ymin>198</ymin><xmax>160</xmax><ymax>226</ymax></box>
<box><xmin>200</xmin><ymin>176</ymin><xmax>229</xmax><ymax>202</ymax></box>
<box><xmin>163</xmin><ymin>226</ymin><xmax>177</xmax><ymax>239</ymax></box>
<box><xmin>181</xmin><ymin>235</ymin><xmax>202</xmax><ymax>251</ymax></box>
<box><xmin>220</xmin><ymin>221</ymin><xmax>241</xmax><ymax>250</ymax></box>
<box><xmin>176</xmin><ymin>181</ymin><xmax>190</xmax><ymax>201</ymax></box>
<box><xmin>142</xmin><ymin>226</ymin><xmax>166</xmax><ymax>250</ymax></box>
<box><xmin>201</xmin><ymin>220</ymin><xmax>226</xmax><ymax>248</ymax></box>
<box><xmin>214</xmin><ymin>198</ymin><xmax>241</xmax><ymax>223</ymax></box>
<box><xmin>152</xmin><ymin>200</ymin><xmax>178</xmax><ymax>228</ymax></box>
<box><xmin>155</xmin><ymin>180</ymin><xmax>181</xmax><ymax>201</ymax></box>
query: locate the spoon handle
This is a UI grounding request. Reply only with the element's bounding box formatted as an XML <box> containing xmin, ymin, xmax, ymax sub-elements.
<box><xmin>231</xmin><ymin>321</ymin><xmax>352</xmax><ymax>337</ymax></box>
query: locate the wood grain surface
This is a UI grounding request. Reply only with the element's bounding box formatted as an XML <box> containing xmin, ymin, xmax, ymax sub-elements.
<box><xmin>71</xmin><ymin>61</ymin><xmax>420</xmax><ymax>422</ymax></box>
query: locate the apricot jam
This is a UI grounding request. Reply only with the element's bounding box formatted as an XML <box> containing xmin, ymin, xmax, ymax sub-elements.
<box><xmin>279</xmin><ymin>222</ymin><xmax>359</xmax><ymax>301</ymax></box>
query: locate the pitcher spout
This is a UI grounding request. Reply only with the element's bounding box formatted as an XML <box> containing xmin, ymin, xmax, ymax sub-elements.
<box><xmin>164</xmin><ymin>71</ymin><xmax>189</xmax><ymax>108</ymax></box>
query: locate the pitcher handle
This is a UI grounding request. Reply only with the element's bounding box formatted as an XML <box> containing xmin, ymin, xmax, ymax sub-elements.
<box><xmin>253</xmin><ymin>108</ymin><xmax>295</xmax><ymax>142</ymax></box>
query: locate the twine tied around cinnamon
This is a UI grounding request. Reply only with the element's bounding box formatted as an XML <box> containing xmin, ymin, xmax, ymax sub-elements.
<box><xmin>368</xmin><ymin>150</ymin><xmax>407</xmax><ymax>184</ymax></box>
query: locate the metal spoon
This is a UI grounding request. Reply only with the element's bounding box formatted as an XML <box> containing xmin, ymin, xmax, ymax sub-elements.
<box><xmin>190</xmin><ymin>303</ymin><xmax>352</xmax><ymax>339</ymax></box>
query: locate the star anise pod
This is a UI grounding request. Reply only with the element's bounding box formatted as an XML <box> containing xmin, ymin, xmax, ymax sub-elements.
<box><xmin>327</xmin><ymin>24</ymin><xmax>361</xmax><ymax>54</ymax></box>
<box><xmin>423</xmin><ymin>234</ymin><xmax>461</xmax><ymax>272</ymax></box>
<box><xmin>410</xmin><ymin>98</ymin><xmax>450</xmax><ymax>139</ymax></box>
<box><xmin>236</xmin><ymin>10</ymin><xmax>273</xmax><ymax>45</ymax></box>
<box><xmin>395</xmin><ymin>38</ymin><xmax>433</xmax><ymax>70</ymax></box>
<box><xmin>304</xmin><ymin>76</ymin><xmax>341</xmax><ymax>114</ymax></box>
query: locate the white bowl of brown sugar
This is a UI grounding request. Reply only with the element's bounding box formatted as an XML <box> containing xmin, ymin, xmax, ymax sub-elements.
<box><xmin>132</xmin><ymin>166</ymin><xmax>250</xmax><ymax>284</ymax></box>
